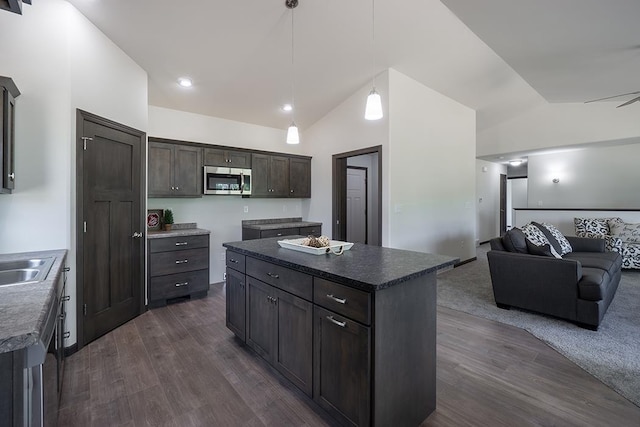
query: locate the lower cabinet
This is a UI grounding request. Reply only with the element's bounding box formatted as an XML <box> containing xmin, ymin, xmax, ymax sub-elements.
<box><xmin>246</xmin><ymin>276</ymin><xmax>313</xmax><ymax>396</ymax></box>
<box><xmin>225</xmin><ymin>268</ymin><xmax>246</xmax><ymax>341</ymax></box>
<box><xmin>314</xmin><ymin>306</ymin><xmax>371</xmax><ymax>427</ymax></box>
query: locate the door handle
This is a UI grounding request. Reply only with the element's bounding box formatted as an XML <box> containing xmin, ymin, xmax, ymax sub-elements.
<box><xmin>132</xmin><ymin>232</ymin><xmax>144</xmax><ymax>238</ymax></box>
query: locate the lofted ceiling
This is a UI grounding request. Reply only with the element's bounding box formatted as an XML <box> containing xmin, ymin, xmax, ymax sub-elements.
<box><xmin>65</xmin><ymin>0</ymin><xmax>640</xmax><ymax>134</ymax></box>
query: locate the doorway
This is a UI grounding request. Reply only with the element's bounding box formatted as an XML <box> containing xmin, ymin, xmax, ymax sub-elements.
<box><xmin>332</xmin><ymin>146</ymin><xmax>382</xmax><ymax>245</ymax></box>
<box><xmin>76</xmin><ymin>110</ymin><xmax>146</xmax><ymax>348</ymax></box>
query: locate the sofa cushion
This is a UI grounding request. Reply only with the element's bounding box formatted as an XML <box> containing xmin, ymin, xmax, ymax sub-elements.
<box><xmin>522</xmin><ymin>223</ymin><xmax>562</xmax><ymax>258</ymax></box>
<box><xmin>574</xmin><ymin>217</ymin><xmax>613</xmax><ymax>238</ymax></box>
<box><xmin>578</xmin><ymin>267</ymin><xmax>611</xmax><ymax>301</ymax></box>
<box><xmin>501</xmin><ymin>228</ymin><xmax>528</xmax><ymax>253</ymax></box>
<box><xmin>564</xmin><ymin>251</ymin><xmax>622</xmax><ymax>277</ymax></box>
<box><xmin>608</xmin><ymin>220</ymin><xmax>640</xmax><ymax>243</ymax></box>
<box><xmin>621</xmin><ymin>243</ymin><xmax>640</xmax><ymax>269</ymax></box>
<box><xmin>533</xmin><ymin>222</ymin><xmax>572</xmax><ymax>256</ymax></box>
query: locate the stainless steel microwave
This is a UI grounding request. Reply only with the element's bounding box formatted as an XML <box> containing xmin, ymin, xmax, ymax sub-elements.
<box><xmin>203</xmin><ymin>166</ymin><xmax>251</xmax><ymax>195</ymax></box>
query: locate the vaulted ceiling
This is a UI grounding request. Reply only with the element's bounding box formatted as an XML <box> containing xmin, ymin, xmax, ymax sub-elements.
<box><xmin>66</xmin><ymin>0</ymin><xmax>640</xmax><ymax>133</ymax></box>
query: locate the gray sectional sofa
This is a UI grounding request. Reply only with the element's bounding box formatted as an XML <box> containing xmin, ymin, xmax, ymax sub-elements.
<box><xmin>487</xmin><ymin>226</ymin><xmax>622</xmax><ymax>330</ymax></box>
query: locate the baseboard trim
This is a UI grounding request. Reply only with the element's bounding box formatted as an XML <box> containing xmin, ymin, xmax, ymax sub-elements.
<box><xmin>455</xmin><ymin>257</ymin><xmax>477</xmax><ymax>267</ymax></box>
<box><xmin>64</xmin><ymin>343</ymin><xmax>79</xmax><ymax>357</ymax></box>
<box><xmin>479</xmin><ymin>239</ymin><xmax>492</xmax><ymax>245</ymax></box>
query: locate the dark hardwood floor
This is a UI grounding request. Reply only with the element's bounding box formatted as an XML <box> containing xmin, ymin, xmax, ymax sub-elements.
<box><xmin>59</xmin><ymin>283</ymin><xmax>640</xmax><ymax>426</ymax></box>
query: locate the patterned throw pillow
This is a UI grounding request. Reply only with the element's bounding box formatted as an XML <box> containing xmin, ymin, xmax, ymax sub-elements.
<box><xmin>521</xmin><ymin>223</ymin><xmax>562</xmax><ymax>258</ymax></box>
<box><xmin>574</xmin><ymin>217</ymin><xmax>612</xmax><ymax>238</ymax></box>
<box><xmin>608</xmin><ymin>220</ymin><xmax>640</xmax><ymax>243</ymax></box>
<box><xmin>537</xmin><ymin>222</ymin><xmax>572</xmax><ymax>255</ymax></box>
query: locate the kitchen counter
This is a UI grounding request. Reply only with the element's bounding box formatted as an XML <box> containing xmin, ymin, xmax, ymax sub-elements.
<box><xmin>147</xmin><ymin>227</ymin><xmax>211</xmax><ymax>239</ymax></box>
<box><xmin>0</xmin><ymin>249</ymin><xmax>67</xmax><ymax>354</ymax></box>
<box><xmin>241</xmin><ymin>218</ymin><xmax>322</xmax><ymax>231</ymax></box>
<box><xmin>223</xmin><ymin>237</ymin><xmax>457</xmax><ymax>291</ymax></box>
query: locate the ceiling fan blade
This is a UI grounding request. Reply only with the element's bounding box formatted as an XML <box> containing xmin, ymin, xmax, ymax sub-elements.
<box><xmin>616</xmin><ymin>95</ymin><xmax>640</xmax><ymax>108</ymax></box>
<box><xmin>585</xmin><ymin>91</ymin><xmax>640</xmax><ymax>103</ymax></box>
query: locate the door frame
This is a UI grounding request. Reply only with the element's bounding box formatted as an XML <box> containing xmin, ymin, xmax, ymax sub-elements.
<box><xmin>75</xmin><ymin>109</ymin><xmax>147</xmax><ymax>350</ymax></box>
<box><xmin>332</xmin><ymin>145</ymin><xmax>382</xmax><ymax>244</ymax></box>
<box><xmin>346</xmin><ymin>166</ymin><xmax>368</xmax><ymax>244</ymax></box>
<box><xmin>499</xmin><ymin>173</ymin><xmax>507</xmax><ymax>236</ymax></box>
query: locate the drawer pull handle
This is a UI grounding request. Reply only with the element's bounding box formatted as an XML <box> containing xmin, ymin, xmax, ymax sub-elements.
<box><xmin>277</xmin><ymin>233</ymin><xmax>283</xmax><ymax>236</ymax></box>
<box><xmin>327</xmin><ymin>315</ymin><xmax>346</xmax><ymax>328</ymax></box>
<box><xmin>175</xmin><ymin>259</ymin><xmax>189</xmax><ymax>264</ymax></box>
<box><xmin>63</xmin><ymin>332</ymin><xmax>70</xmax><ymax>339</ymax></box>
<box><xmin>267</xmin><ymin>272</ymin><xmax>280</xmax><ymax>279</ymax></box>
<box><xmin>175</xmin><ymin>282</ymin><xmax>189</xmax><ymax>287</ymax></box>
<box><xmin>229</xmin><ymin>259</ymin><xmax>239</xmax><ymax>264</ymax></box>
<box><xmin>327</xmin><ymin>294</ymin><xmax>347</xmax><ymax>304</ymax></box>
<box><xmin>175</xmin><ymin>242</ymin><xmax>188</xmax><ymax>246</ymax></box>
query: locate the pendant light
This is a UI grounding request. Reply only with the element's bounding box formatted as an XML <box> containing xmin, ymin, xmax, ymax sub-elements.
<box><xmin>365</xmin><ymin>0</ymin><xmax>383</xmax><ymax>120</ymax></box>
<box><xmin>286</xmin><ymin>0</ymin><xmax>300</xmax><ymax>144</ymax></box>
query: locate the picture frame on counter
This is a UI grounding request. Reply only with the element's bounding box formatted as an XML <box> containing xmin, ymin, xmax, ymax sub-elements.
<box><xmin>147</xmin><ymin>209</ymin><xmax>163</xmax><ymax>231</ymax></box>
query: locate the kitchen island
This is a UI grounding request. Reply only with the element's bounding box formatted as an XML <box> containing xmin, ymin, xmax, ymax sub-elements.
<box><xmin>223</xmin><ymin>237</ymin><xmax>457</xmax><ymax>427</ymax></box>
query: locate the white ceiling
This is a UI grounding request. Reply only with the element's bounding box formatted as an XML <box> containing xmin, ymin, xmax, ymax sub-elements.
<box><xmin>65</xmin><ymin>0</ymin><xmax>640</xmax><ymax>133</ymax></box>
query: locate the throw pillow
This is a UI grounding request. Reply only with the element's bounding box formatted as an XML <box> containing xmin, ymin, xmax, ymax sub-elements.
<box><xmin>525</xmin><ymin>239</ymin><xmax>556</xmax><ymax>257</ymax></box>
<box><xmin>501</xmin><ymin>228</ymin><xmax>528</xmax><ymax>253</ymax></box>
<box><xmin>534</xmin><ymin>222</ymin><xmax>573</xmax><ymax>255</ymax></box>
<box><xmin>522</xmin><ymin>222</ymin><xmax>562</xmax><ymax>258</ymax></box>
<box><xmin>573</xmin><ymin>217</ymin><xmax>611</xmax><ymax>238</ymax></box>
<box><xmin>608</xmin><ymin>220</ymin><xmax>640</xmax><ymax>243</ymax></box>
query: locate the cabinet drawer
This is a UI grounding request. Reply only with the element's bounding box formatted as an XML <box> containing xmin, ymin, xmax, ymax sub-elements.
<box><xmin>149</xmin><ymin>269</ymin><xmax>209</xmax><ymax>301</ymax></box>
<box><xmin>299</xmin><ymin>226</ymin><xmax>321</xmax><ymax>237</ymax></box>
<box><xmin>314</xmin><ymin>278</ymin><xmax>371</xmax><ymax>325</ymax></box>
<box><xmin>246</xmin><ymin>257</ymin><xmax>312</xmax><ymax>301</ymax></box>
<box><xmin>260</xmin><ymin>228</ymin><xmax>299</xmax><ymax>238</ymax></box>
<box><xmin>149</xmin><ymin>234</ymin><xmax>209</xmax><ymax>253</ymax></box>
<box><xmin>226</xmin><ymin>251</ymin><xmax>246</xmax><ymax>273</ymax></box>
<box><xmin>149</xmin><ymin>248</ymin><xmax>209</xmax><ymax>276</ymax></box>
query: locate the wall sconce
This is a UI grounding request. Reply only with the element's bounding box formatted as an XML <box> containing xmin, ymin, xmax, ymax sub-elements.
<box><xmin>552</xmin><ymin>178</ymin><xmax>560</xmax><ymax>184</ymax></box>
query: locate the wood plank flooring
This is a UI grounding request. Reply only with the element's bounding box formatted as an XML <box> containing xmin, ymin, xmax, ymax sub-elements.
<box><xmin>59</xmin><ymin>283</ymin><xmax>640</xmax><ymax>426</ymax></box>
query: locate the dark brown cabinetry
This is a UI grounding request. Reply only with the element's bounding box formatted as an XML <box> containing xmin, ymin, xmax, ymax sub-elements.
<box><xmin>289</xmin><ymin>157</ymin><xmax>311</xmax><ymax>198</ymax></box>
<box><xmin>148</xmin><ymin>234</ymin><xmax>210</xmax><ymax>307</ymax></box>
<box><xmin>226</xmin><ymin>252</ymin><xmax>246</xmax><ymax>340</ymax></box>
<box><xmin>148</xmin><ymin>140</ymin><xmax>202</xmax><ymax>197</ymax></box>
<box><xmin>241</xmin><ymin>223</ymin><xmax>322</xmax><ymax>240</ymax></box>
<box><xmin>251</xmin><ymin>153</ymin><xmax>290</xmax><ymax>197</ymax></box>
<box><xmin>204</xmin><ymin>147</ymin><xmax>251</xmax><ymax>168</ymax></box>
<box><xmin>0</xmin><ymin>77</ymin><xmax>19</xmax><ymax>194</ymax></box>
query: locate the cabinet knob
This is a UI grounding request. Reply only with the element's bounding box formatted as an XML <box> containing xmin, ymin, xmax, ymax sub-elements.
<box><xmin>290</xmin><ymin>189</ymin><xmax>294</xmax><ymax>193</ymax></box>
<box><xmin>175</xmin><ymin>186</ymin><xmax>180</xmax><ymax>190</ymax></box>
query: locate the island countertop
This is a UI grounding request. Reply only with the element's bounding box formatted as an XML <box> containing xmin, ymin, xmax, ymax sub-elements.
<box><xmin>0</xmin><ymin>249</ymin><xmax>67</xmax><ymax>354</ymax></box>
<box><xmin>223</xmin><ymin>237</ymin><xmax>457</xmax><ymax>291</ymax></box>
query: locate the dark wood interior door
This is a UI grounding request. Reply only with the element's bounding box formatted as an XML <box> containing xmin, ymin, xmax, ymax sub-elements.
<box><xmin>500</xmin><ymin>174</ymin><xmax>507</xmax><ymax>235</ymax></box>
<box><xmin>77</xmin><ymin>110</ymin><xmax>145</xmax><ymax>347</ymax></box>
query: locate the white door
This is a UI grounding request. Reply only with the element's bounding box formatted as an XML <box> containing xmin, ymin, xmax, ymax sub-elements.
<box><xmin>347</xmin><ymin>167</ymin><xmax>367</xmax><ymax>244</ymax></box>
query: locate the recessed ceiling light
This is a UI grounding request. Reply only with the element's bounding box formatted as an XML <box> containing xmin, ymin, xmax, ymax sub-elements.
<box><xmin>509</xmin><ymin>159</ymin><xmax>523</xmax><ymax>166</ymax></box>
<box><xmin>178</xmin><ymin>77</ymin><xmax>193</xmax><ymax>88</ymax></box>
<box><xmin>282</xmin><ymin>104</ymin><xmax>293</xmax><ymax>112</ymax></box>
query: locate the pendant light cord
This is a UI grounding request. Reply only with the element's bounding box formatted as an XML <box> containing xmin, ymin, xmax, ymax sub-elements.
<box><xmin>291</xmin><ymin>6</ymin><xmax>295</xmax><ymax>116</ymax></box>
<box><xmin>371</xmin><ymin>0</ymin><xmax>376</xmax><ymax>88</ymax></box>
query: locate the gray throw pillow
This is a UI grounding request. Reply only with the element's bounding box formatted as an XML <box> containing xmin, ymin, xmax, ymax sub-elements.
<box><xmin>502</xmin><ymin>228</ymin><xmax>528</xmax><ymax>253</ymax></box>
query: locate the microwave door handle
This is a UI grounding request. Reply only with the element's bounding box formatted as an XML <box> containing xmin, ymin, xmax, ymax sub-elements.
<box><xmin>240</xmin><ymin>172</ymin><xmax>244</xmax><ymax>194</ymax></box>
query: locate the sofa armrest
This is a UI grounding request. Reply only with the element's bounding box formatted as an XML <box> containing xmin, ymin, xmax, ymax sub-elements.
<box><xmin>566</xmin><ymin>236</ymin><xmax>605</xmax><ymax>252</ymax></box>
<box><xmin>487</xmin><ymin>250</ymin><xmax>582</xmax><ymax>320</ymax></box>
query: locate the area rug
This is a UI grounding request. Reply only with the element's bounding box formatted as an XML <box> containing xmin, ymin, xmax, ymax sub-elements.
<box><xmin>437</xmin><ymin>244</ymin><xmax>640</xmax><ymax>407</ymax></box>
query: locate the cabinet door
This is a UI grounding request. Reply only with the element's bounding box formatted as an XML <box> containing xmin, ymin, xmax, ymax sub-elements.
<box><xmin>1</xmin><ymin>89</ymin><xmax>16</xmax><ymax>192</ymax></box>
<box><xmin>148</xmin><ymin>142</ymin><xmax>174</xmax><ymax>197</ymax></box>
<box><xmin>174</xmin><ymin>145</ymin><xmax>202</xmax><ymax>196</ymax></box>
<box><xmin>226</xmin><ymin>268</ymin><xmax>246</xmax><ymax>341</ymax></box>
<box><xmin>246</xmin><ymin>277</ymin><xmax>276</xmax><ymax>363</ymax></box>
<box><xmin>289</xmin><ymin>157</ymin><xmax>311</xmax><ymax>198</ymax></box>
<box><xmin>270</xmin><ymin>155</ymin><xmax>290</xmax><ymax>197</ymax></box>
<box><xmin>227</xmin><ymin>150</ymin><xmax>251</xmax><ymax>168</ymax></box>
<box><xmin>251</xmin><ymin>153</ymin><xmax>270</xmax><ymax>196</ymax></box>
<box><xmin>314</xmin><ymin>306</ymin><xmax>370</xmax><ymax>427</ymax></box>
<box><xmin>274</xmin><ymin>288</ymin><xmax>313</xmax><ymax>396</ymax></box>
<box><xmin>203</xmin><ymin>147</ymin><xmax>227</xmax><ymax>167</ymax></box>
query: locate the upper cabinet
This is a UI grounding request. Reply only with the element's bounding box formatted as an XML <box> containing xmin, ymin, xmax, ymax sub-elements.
<box><xmin>148</xmin><ymin>139</ymin><xmax>202</xmax><ymax>198</ymax></box>
<box><xmin>251</xmin><ymin>153</ymin><xmax>290</xmax><ymax>197</ymax></box>
<box><xmin>204</xmin><ymin>147</ymin><xmax>251</xmax><ymax>168</ymax></box>
<box><xmin>0</xmin><ymin>76</ymin><xmax>19</xmax><ymax>194</ymax></box>
<box><xmin>289</xmin><ymin>157</ymin><xmax>311</xmax><ymax>198</ymax></box>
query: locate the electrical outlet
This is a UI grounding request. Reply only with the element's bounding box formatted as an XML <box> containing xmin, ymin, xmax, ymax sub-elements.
<box><xmin>244</xmin><ymin>206</ymin><xmax>249</xmax><ymax>213</ymax></box>
<box><xmin>223</xmin><ymin>272</ymin><xmax>227</xmax><ymax>281</ymax></box>
<box><xmin>220</xmin><ymin>252</ymin><xmax>225</xmax><ymax>261</ymax></box>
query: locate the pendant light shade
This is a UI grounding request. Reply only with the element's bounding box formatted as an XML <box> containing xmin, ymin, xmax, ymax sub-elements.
<box><xmin>365</xmin><ymin>88</ymin><xmax>383</xmax><ymax>120</ymax></box>
<box><xmin>286</xmin><ymin>122</ymin><xmax>300</xmax><ymax>144</ymax></box>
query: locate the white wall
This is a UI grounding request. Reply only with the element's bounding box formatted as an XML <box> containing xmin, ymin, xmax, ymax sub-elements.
<box><xmin>476</xmin><ymin>160</ymin><xmax>507</xmax><ymax>243</ymax></box>
<box><xmin>507</xmin><ymin>178</ymin><xmax>528</xmax><ymax>228</ymax></box>
<box><xmin>526</xmin><ymin>143</ymin><xmax>640</xmax><ymax>209</ymax></box>
<box><xmin>0</xmin><ymin>0</ymin><xmax>148</xmax><ymax>347</ymax></box>
<box><xmin>147</xmin><ymin>106</ymin><xmax>311</xmax><ymax>283</ymax></box>
<box><xmin>386</xmin><ymin>69</ymin><xmax>476</xmax><ymax>261</ymax></box>
<box><xmin>513</xmin><ymin>210</ymin><xmax>640</xmax><ymax>237</ymax></box>
<box><xmin>477</xmin><ymin>102</ymin><xmax>640</xmax><ymax>158</ymax></box>
<box><xmin>347</xmin><ymin>153</ymin><xmax>380</xmax><ymax>246</ymax></box>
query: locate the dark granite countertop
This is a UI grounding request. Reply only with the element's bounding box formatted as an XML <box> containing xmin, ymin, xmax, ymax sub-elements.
<box><xmin>242</xmin><ymin>218</ymin><xmax>322</xmax><ymax>231</ymax></box>
<box><xmin>0</xmin><ymin>249</ymin><xmax>67</xmax><ymax>355</ymax></box>
<box><xmin>223</xmin><ymin>237</ymin><xmax>457</xmax><ymax>291</ymax></box>
<box><xmin>148</xmin><ymin>224</ymin><xmax>211</xmax><ymax>239</ymax></box>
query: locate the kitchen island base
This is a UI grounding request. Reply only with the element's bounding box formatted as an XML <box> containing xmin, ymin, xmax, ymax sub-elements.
<box><xmin>224</xmin><ymin>238</ymin><xmax>455</xmax><ymax>427</ymax></box>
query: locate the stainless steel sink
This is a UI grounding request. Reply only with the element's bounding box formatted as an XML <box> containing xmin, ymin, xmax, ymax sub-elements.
<box><xmin>0</xmin><ymin>257</ymin><xmax>54</xmax><ymax>287</ymax></box>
